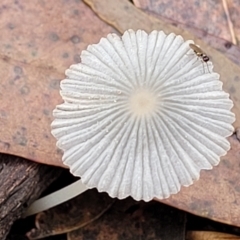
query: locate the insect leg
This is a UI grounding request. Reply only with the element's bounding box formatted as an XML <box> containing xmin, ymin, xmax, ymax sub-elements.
<box><xmin>206</xmin><ymin>62</ymin><xmax>210</xmax><ymax>73</ymax></box>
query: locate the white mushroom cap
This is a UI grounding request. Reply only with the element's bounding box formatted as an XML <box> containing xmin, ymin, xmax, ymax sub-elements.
<box><xmin>51</xmin><ymin>29</ymin><xmax>235</xmax><ymax>201</ymax></box>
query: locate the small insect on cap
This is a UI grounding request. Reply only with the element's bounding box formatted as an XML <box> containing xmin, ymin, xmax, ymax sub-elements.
<box><xmin>202</xmin><ymin>55</ymin><xmax>210</xmax><ymax>62</ymax></box>
<box><xmin>51</xmin><ymin>29</ymin><xmax>235</xmax><ymax>201</ymax></box>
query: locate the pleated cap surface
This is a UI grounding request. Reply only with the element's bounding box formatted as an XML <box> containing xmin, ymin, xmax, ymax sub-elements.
<box><xmin>52</xmin><ymin>29</ymin><xmax>235</xmax><ymax>201</ymax></box>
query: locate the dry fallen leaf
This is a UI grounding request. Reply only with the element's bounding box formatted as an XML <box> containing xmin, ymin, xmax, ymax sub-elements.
<box><xmin>133</xmin><ymin>0</ymin><xmax>240</xmax><ymax>45</ymax></box>
<box><xmin>26</xmin><ymin>189</ymin><xmax>115</xmax><ymax>239</ymax></box>
<box><xmin>158</xmin><ymin>135</ymin><xmax>240</xmax><ymax>226</ymax></box>
<box><xmin>0</xmin><ymin>0</ymin><xmax>117</xmax><ymax>167</ymax></box>
<box><xmin>67</xmin><ymin>199</ymin><xmax>186</xmax><ymax>240</ymax></box>
<box><xmin>186</xmin><ymin>230</ymin><xmax>240</xmax><ymax>240</ymax></box>
<box><xmin>133</xmin><ymin>0</ymin><xmax>240</xmax><ymax>66</ymax></box>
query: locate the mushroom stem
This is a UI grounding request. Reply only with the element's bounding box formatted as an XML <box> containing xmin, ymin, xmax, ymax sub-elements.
<box><xmin>23</xmin><ymin>179</ymin><xmax>87</xmax><ymax>217</ymax></box>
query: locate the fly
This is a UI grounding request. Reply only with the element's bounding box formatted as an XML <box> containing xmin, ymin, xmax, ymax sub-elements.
<box><xmin>189</xmin><ymin>43</ymin><xmax>210</xmax><ymax>73</ymax></box>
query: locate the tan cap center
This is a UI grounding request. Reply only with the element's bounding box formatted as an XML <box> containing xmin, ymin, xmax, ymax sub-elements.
<box><xmin>129</xmin><ymin>88</ymin><xmax>158</xmax><ymax>117</ymax></box>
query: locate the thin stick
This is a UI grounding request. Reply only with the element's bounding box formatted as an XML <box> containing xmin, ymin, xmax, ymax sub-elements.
<box><xmin>222</xmin><ymin>0</ymin><xmax>237</xmax><ymax>45</ymax></box>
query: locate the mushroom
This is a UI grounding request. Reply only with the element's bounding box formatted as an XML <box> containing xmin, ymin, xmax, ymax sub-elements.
<box><xmin>53</xmin><ymin>29</ymin><xmax>235</xmax><ymax>200</ymax></box>
<box><xmin>24</xmin><ymin>29</ymin><xmax>235</xmax><ymax>216</ymax></box>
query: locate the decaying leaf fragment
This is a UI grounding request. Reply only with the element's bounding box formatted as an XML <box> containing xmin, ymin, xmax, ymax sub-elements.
<box><xmin>0</xmin><ymin>0</ymin><xmax>117</xmax><ymax>167</ymax></box>
<box><xmin>26</xmin><ymin>190</ymin><xmax>115</xmax><ymax>239</ymax></box>
<box><xmin>186</xmin><ymin>230</ymin><xmax>240</xmax><ymax>240</ymax></box>
<box><xmin>67</xmin><ymin>199</ymin><xmax>186</xmax><ymax>240</ymax></box>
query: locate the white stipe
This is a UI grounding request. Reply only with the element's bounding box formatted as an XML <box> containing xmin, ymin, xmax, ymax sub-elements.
<box><xmin>23</xmin><ymin>179</ymin><xmax>87</xmax><ymax>217</ymax></box>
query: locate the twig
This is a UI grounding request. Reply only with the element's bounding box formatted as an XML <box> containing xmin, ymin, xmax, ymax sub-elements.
<box><xmin>222</xmin><ymin>0</ymin><xmax>237</xmax><ymax>45</ymax></box>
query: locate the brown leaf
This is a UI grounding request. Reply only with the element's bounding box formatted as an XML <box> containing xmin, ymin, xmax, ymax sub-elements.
<box><xmin>158</xmin><ymin>135</ymin><xmax>240</xmax><ymax>226</ymax></box>
<box><xmin>26</xmin><ymin>189</ymin><xmax>115</xmax><ymax>239</ymax></box>
<box><xmin>133</xmin><ymin>1</ymin><xmax>240</xmax><ymax>66</ymax></box>
<box><xmin>67</xmin><ymin>199</ymin><xmax>186</xmax><ymax>240</ymax></box>
<box><xmin>133</xmin><ymin>0</ymin><xmax>240</xmax><ymax>45</ymax></box>
<box><xmin>186</xmin><ymin>230</ymin><xmax>240</xmax><ymax>240</ymax></box>
<box><xmin>0</xmin><ymin>0</ymin><xmax>117</xmax><ymax>166</ymax></box>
